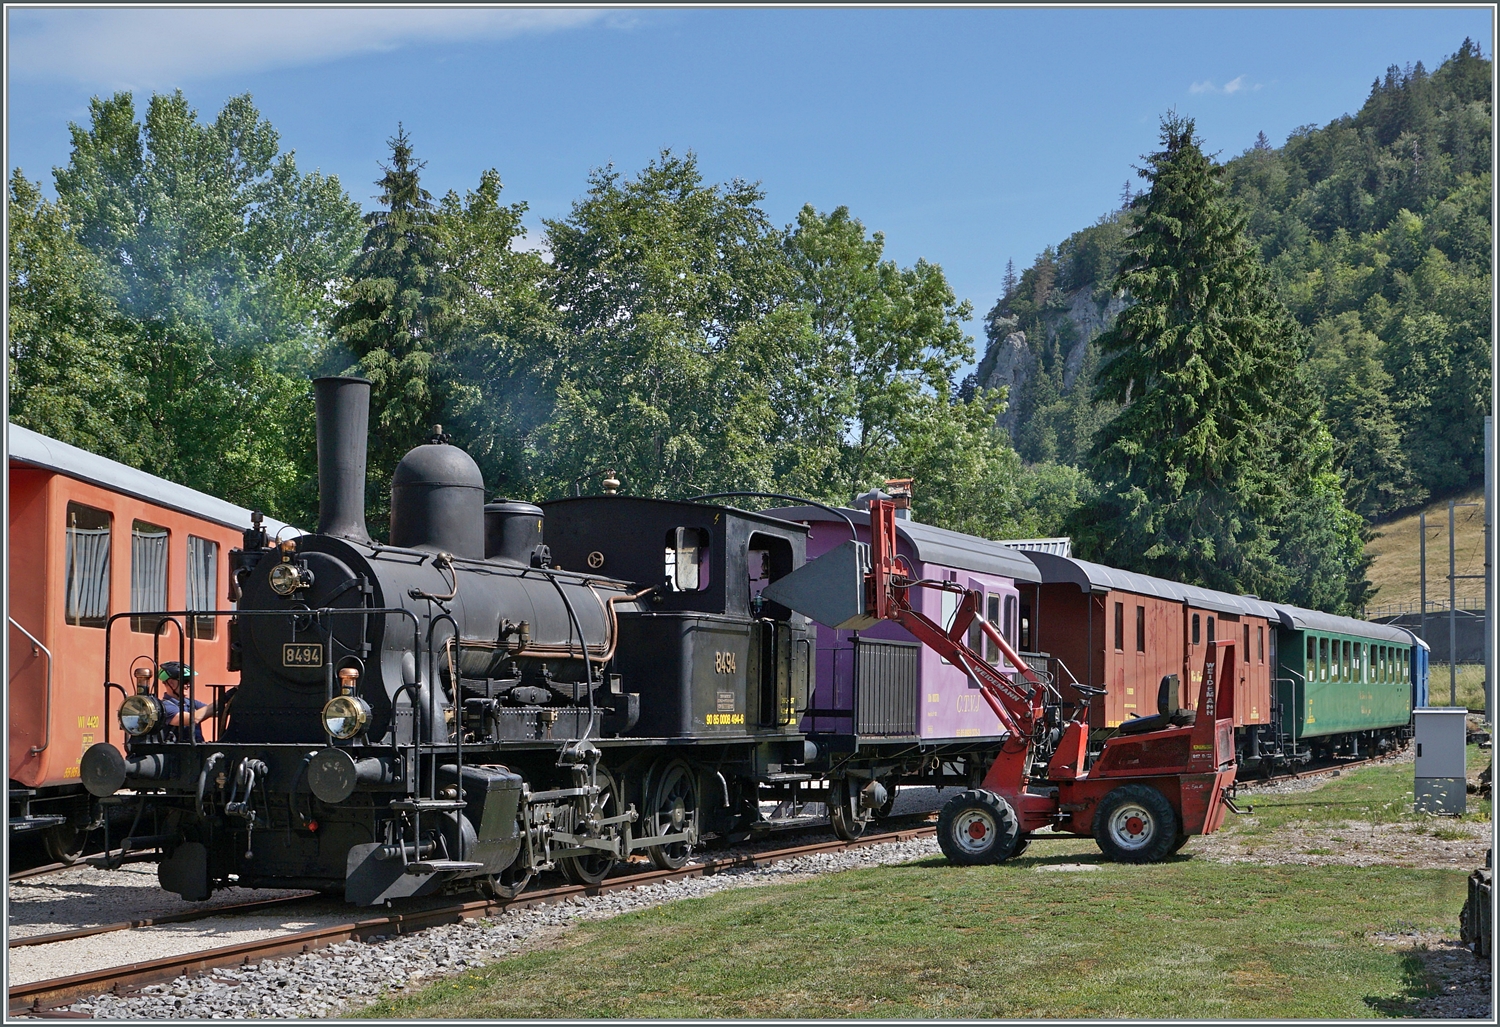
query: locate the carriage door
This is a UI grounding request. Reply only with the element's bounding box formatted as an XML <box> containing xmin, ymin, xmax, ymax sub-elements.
<box><xmin>749</xmin><ymin>534</ymin><xmax>798</xmax><ymax>726</ymax></box>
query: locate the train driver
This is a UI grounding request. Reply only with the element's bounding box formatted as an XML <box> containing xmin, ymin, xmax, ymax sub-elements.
<box><xmin>158</xmin><ymin>662</ymin><xmax>235</xmax><ymax>742</ymax></box>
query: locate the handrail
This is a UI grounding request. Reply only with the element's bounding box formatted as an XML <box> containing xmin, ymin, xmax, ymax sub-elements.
<box><xmin>10</xmin><ymin>618</ymin><xmax>54</xmax><ymax>755</ymax></box>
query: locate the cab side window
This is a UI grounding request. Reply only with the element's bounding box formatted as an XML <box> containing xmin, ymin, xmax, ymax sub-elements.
<box><xmin>664</xmin><ymin>527</ymin><xmax>709</xmax><ymax>592</ymax></box>
<box><xmin>65</xmin><ymin>502</ymin><xmax>112</xmax><ymax>628</ymax></box>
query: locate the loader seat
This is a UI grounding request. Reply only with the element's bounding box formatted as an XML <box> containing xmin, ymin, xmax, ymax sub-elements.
<box><xmin>1116</xmin><ymin>675</ymin><xmax>1195</xmax><ymax>734</ymax></box>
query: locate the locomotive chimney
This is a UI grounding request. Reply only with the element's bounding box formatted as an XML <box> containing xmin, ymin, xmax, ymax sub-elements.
<box><xmin>313</xmin><ymin>376</ymin><xmax>373</xmax><ymax>543</ymax></box>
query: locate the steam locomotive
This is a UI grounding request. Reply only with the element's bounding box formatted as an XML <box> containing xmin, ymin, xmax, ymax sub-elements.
<box><xmin>81</xmin><ymin>377</ymin><xmax>865</xmax><ymax>905</ymax></box>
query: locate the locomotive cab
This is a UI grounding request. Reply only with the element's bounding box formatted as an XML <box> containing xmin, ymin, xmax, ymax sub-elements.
<box><xmin>543</xmin><ymin>497</ymin><xmax>812</xmax><ymax>742</ymax></box>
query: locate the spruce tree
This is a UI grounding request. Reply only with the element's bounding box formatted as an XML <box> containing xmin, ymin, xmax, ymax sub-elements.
<box><xmin>1071</xmin><ymin>115</ymin><xmax>1367</xmax><ymax>610</ymax></box>
<box><xmin>331</xmin><ymin>127</ymin><xmax>458</xmax><ymax>534</ymax></box>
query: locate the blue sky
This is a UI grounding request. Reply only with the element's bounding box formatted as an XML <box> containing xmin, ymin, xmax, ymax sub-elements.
<box><xmin>6</xmin><ymin>6</ymin><xmax>1493</xmax><ymax>373</ymax></box>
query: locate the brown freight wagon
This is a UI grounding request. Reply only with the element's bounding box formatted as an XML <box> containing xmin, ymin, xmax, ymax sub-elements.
<box><xmin>1008</xmin><ymin>550</ymin><xmax>1279</xmax><ymax>768</ymax></box>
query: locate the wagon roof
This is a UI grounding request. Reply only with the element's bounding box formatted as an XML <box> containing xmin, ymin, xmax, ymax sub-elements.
<box><xmin>1269</xmin><ymin>605</ymin><xmax>1415</xmax><ymax>644</ymax></box>
<box><xmin>1018</xmin><ymin>550</ymin><xmax>1267</xmax><ymax>617</ymax></box>
<box><xmin>761</xmin><ymin>507</ymin><xmax>1040</xmax><ymax>583</ymax></box>
<box><xmin>8</xmin><ymin>422</ymin><xmax>300</xmax><ymax>537</ymax></box>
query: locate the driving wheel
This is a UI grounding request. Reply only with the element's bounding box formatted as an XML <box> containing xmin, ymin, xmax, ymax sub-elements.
<box><xmin>646</xmin><ymin>760</ymin><xmax>700</xmax><ymax>871</ymax></box>
<box><xmin>559</xmin><ymin>769</ymin><xmax>621</xmax><ymax>886</ymax></box>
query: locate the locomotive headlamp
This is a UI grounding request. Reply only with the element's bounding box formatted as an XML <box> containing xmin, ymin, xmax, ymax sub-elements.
<box><xmin>321</xmin><ymin>694</ymin><xmax>371</xmax><ymax>740</ymax></box>
<box><xmin>118</xmin><ymin>692</ymin><xmax>163</xmax><ymax>736</ymax></box>
<box><xmin>268</xmin><ymin>561</ymin><xmax>310</xmax><ymax>596</ymax></box>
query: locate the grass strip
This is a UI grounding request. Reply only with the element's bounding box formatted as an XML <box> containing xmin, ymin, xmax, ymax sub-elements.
<box><xmin>357</xmin><ymin>856</ymin><xmax>1467</xmax><ymax>1019</ymax></box>
<box><xmin>1225</xmin><ymin>744</ymin><xmax>1492</xmax><ymax>838</ymax></box>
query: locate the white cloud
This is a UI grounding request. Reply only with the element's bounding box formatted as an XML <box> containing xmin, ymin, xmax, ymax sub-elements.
<box><xmin>7</xmin><ymin>8</ymin><xmax>616</xmax><ymax>89</ymax></box>
<box><xmin>1189</xmin><ymin>75</ymin><xmax>1263</xmax><ymax>96</ymax></box>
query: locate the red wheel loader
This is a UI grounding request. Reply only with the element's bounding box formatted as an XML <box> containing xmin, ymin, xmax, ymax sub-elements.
<box><xmin>764</xmin><ymin>497</ymin><xmax>1242</xmax><ymax>864</ymax></box>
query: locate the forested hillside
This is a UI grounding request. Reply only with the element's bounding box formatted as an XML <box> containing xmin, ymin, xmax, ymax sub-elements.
<box><xmin>975</xmin><ymin>39</ymin><xmax>1491</xmax><ymax>524</ymax></box>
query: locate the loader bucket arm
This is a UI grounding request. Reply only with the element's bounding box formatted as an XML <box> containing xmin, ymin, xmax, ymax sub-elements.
<box><xmin>867</xmin><ymin>499</ymin><xmax>1043</xmax><ymax>739</ymax></box>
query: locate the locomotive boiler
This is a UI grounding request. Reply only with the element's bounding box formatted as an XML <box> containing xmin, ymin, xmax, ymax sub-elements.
<box><xmin>81</xmin><ymin>376</ymin><xmax>815</xmax><ymax>905</ymax></box>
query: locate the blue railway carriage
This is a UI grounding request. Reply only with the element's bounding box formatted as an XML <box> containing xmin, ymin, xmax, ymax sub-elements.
<box><xmin>1409</xmin><ymin>633</ymin><xmax>1431</xmax><ymax>709</ymax></box>
<box><xmin>1272</xmin><ymin>607</ymin><xmax>1416</xmax><ymax>759</ymax></box>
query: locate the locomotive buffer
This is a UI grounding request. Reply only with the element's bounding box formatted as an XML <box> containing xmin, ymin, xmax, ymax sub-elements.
<box><xmin>765</xmin><ymin>498</ymin><xmax>1242</xmax><ymax>863</ymax></box>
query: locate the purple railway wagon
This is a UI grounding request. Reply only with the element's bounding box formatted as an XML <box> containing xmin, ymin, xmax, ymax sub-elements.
<box><xmin>763</xmin><ymin>500</ymin><xmax>1042</xmax><ymax>746</ymax></box>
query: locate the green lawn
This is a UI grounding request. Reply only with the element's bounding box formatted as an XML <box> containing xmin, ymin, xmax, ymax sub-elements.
<box><xmin>1224</xmin><ymin>744</ymin><xmax>1492</xmax><ymax>839</ymax></box>
<box><xmin>357</xmin><ymin>856</ymin><xmax>1468</xmax><ymax>1019</ymax></box>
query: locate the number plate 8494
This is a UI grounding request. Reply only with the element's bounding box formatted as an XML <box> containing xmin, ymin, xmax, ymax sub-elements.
<box><xmin>283</xmin><ymin>643</ymin><xmax>323</xmax><ymax>667</ymax></box>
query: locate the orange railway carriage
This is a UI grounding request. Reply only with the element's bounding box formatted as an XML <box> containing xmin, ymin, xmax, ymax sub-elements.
<box><xmin>1011</xmin><ymin>551</ymin><xmax>1278</xmax><ymax>768</ymax></box>
<box><xmin>7</xmin><ymin>424</ymin><xmax>296</xmax><ymax>861</ymax></box>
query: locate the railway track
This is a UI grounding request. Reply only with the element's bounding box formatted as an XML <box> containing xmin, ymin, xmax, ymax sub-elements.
<box><xmin>7</xmin><ymin>893</ymin><xmax>322</xmax><ymax>951</ymax></box>
<box><xmin>9</xmin><ymin>852</ymin><xmax>157</xmax><ymax>884</ymax></box>
<box><xmin>1235</xmin><ymin>747</ymin><xmax>1412</xmax><ymax>791</ymax></box>
<box><xmin>9</xmin><ymin>823</ymin><xmax>938</xmax><ymax>1017</ymax></box>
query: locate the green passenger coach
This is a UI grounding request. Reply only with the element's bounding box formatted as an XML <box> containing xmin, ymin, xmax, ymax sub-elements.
<box><xmin>1274</xmin><ymin>607</ymin><xmax>1414</xmax><ymax>755</ymax></box>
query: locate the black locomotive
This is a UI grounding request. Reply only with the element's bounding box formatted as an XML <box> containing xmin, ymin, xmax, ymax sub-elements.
<box><xmin>81</xmin><ymin>377</ymin><xmax>823</xmax><ymax>905</ymax></box>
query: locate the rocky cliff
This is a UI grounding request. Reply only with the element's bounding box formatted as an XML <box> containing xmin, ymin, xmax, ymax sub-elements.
<box><xmin>975</xmin><ymin>286</ymin><xmax>1128</xmax><ymax>436</ymax></box>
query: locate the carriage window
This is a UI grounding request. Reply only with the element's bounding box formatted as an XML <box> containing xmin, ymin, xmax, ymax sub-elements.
<box><xmin>1192</xmin><ymin>614</ymin><xmax>1201</xmax><ymax>646</ymax></box>
<box><xmin>664</xmin><ymin>527</ymin><xmax>709</xmax><ymax>592</ymax></box>
<box><xmin>1003</xmin><ymin>595</ymin><xmax>1016</xmax><ymax>649</ymax></box>
<box><xmin>1243</xmin><ymin>624</ymin><xmax>1250</xmax><ymax>661</ymax></box>
<box><xmin>1353</xmin><ymin>642</ymin><xmax>1362</xmax><ymax>679</ymax></box>
<box><xmin>1319</xmin><ymin>638</ymin><xmax>1329</xmax><ymax>681</ymax></box>
<box><xmin>989</xmin><ymin>594</ymin><xmax>1005</xmax><ymax>664</ymax></box>
<box><xmin>1401</xmin><ymin>652</ymin><xmax>1409</xmax><ymax>682</ymax></box>
<box><xmin>1114</xmin><ymin>602</ymin><xmax>1124</xmax><ymax>651</ymax></box>
<box><xmin>1306</xmin><ymin>637</ymin><xmax>1316</xmax><ymax>675</ymax></box>
<box><xmin>1019</xmin><ymin>602</ymin><xmax>1032</xmax><ymax>651</ymax></box>
<box><xmin>186</xmin><ymin>536</ymin><xmax>219</xmax><ymax>640</ymax></box>
<box><xmin>131</xmin><ymin>520</ymin><xmax>170</xmax><ymax>633</ymax></box>
<box><xmin>1207</xmin><ymin>617</ymin><xmax>1216</xmax><ymax>644</ymax></box>
<box><xmin>1258</xmin><ymin>626</ymin><xmax>1264</xmax><ymax>663</ymax></box>
<box><xmin>65</xmin><ymin>502</ymin><xmax>112</xmax><ymax>628</ymax></box>
<box><xmin>1136</xmin><ymin>606</ymin><xmax>1146</xmax><ymax>652</ymax></box>
<box><xmin>1342</xmin><ymin>641</ymin><xmax>1352</xmax><ymax>681</ymax></box>
<box><xmin>968</xmin><ymin>591</ymin><xmax>984</xmax><ymax>656</ymax></box>
<box><xmin>1331</xmin><ymin>640</ymin><xmax>1341</xmax><ymax>680</ymax></box>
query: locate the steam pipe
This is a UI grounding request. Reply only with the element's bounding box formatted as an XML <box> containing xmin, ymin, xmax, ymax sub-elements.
<box><xmin>314</xmin><ymin>376</ymin><xmax>373</xmax><ymax>543</ymax></box>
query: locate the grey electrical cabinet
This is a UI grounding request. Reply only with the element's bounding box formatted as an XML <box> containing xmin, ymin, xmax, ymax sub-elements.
<box><xmin>1414</xmin><ymin>707</ymin><xmax>1468</xmax><ymax>815</ymax></box>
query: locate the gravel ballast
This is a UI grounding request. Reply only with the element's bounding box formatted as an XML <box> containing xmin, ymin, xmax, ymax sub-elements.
<box><xmin>7</xmin><ymin>862</ymin><xmax>311</xmax><ymax>940</ymax></box>
<box><xmin>64</xmin><ymin>836</ymin><xmax>944</xmax><ymax>1020</ymax></box>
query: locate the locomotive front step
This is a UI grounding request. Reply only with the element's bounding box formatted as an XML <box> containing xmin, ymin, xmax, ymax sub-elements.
<box><xmin>404</xmin><ymin>859</ymin><xmax>485</xmax><ymax>876</ymax></box>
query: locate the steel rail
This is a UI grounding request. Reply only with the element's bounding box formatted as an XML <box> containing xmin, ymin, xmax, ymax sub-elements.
<box><xmin>8</xmin><ymin>852</ymin><xmax>160</xmax><ymax>884</ymax></box>
<box><xmin>8</xmin><ymin>824</ymin><xmax>937</xmax><ymax>1016</ymax></box>
<box><xmin>8</xmin><ymin>893</ymin><xmax>321</xmax><ymax>950</ymax></box>
<box><xmin>1234</xmin><ymin>748</ymin><xmax>1411</xmax><ymax>791</ymax></box>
